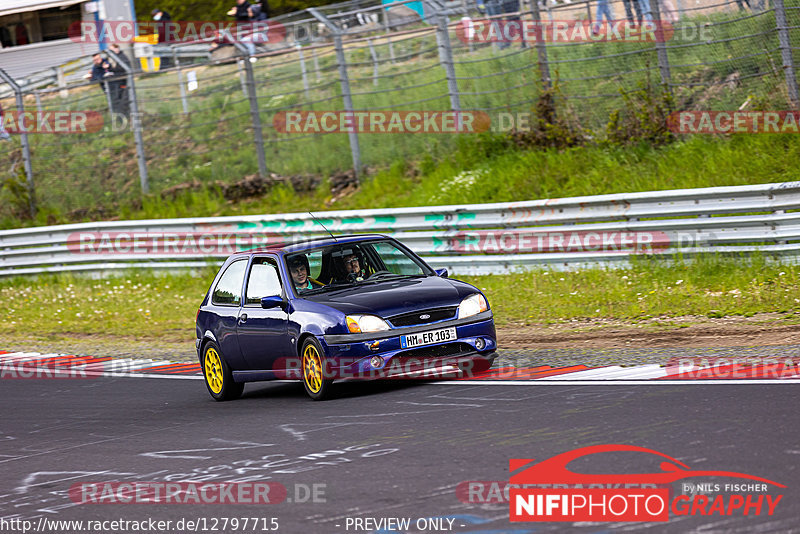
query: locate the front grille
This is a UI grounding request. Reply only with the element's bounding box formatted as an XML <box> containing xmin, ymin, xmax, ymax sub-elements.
<box><xmin>388</xmin><ymin>307</ymin><xmax>457</xmax><ymax>327</ymax></box>
<box><xmin>397</xmin><ymin>342</ymin><xmax>473</xmax><ymax>360</ymax></box>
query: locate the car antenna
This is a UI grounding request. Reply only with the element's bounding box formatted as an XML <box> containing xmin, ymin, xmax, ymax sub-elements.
<box><xmin>309</xmin><ymin>212</ymin><xmax>337</xmax><ymax>242</ymax></box>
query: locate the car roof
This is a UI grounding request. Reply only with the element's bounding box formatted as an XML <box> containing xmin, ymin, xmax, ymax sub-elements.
<box><xmin>238</xmin><ymin>234</ymin><xmax>391</xmax><ymax>257</ymax></box>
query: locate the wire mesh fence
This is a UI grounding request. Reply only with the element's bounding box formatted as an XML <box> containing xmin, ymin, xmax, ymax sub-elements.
<box><xmin>0</xmin><ymin>0</ymin><xmax>798</xmax><ymax>222</ymax></box>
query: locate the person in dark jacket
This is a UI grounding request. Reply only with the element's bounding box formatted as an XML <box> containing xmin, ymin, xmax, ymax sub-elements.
<box><xmin>151</xmin><ymin>8</ymin><xmax>173</xmax><ymax>67</ymax></box>
<box><xmin>88</xmin><ymin>53</ymin><xmax>111</xmax><ymax>86</ymax></box>
<box><xmin>108</xmin><ymin>44</ymin><xmax>131</xmax><ymax>117</ymax></box>
<box><xmin>228</xmin><ymin>0</ymin><xmax>253</xmax><ymax>21</ymax></box>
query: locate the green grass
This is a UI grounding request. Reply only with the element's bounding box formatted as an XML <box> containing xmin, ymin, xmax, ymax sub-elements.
<box><xmin>4</xmin><ymin>131</ymin><xmax>798</xmax><ymax>229</ymax></box>
<box><xmin>2</xmin><ymin>256</ymin><xmax>797</xmax><ymax>345</ymax></box>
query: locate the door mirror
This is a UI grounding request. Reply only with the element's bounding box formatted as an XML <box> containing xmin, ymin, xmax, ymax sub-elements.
<box><xmin>435</xmin><ymin>268</ymin><xmax>449</xmax><ymax>278</ymax></box>
<box><xmin>261</xmin><ymin>296</ymin><xmax>285</xmax><ymax>309</ymax></box>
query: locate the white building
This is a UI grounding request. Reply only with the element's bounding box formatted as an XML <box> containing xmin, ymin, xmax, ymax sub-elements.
<box><xmin>0</xmin><ymin>0</ymin><xmax>134</xmax><ymax>80</ymax></box>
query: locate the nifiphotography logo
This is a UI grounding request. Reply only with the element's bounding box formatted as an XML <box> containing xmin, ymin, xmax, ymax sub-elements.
<box><xmin>508</xmin><ymin>444</ymin><xmax>785</xmax><ymax>523</ymax></box>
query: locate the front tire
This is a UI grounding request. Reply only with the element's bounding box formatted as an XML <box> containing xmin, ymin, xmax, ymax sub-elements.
<box><xmin>202</xmin><ymin>341</ymin><xmax>244</xmax><ymax>401</ymax></box>
<box><xmin>301</xmin><ymin>337</ymin><xmax>333</xmax><ymax>401</ymax></box>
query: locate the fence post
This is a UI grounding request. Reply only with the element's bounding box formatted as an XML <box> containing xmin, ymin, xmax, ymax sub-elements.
<box><xmin>774</xmin><ymin>0</ymin><xmax>799</xmax><ymax>106</ymax></box>
<box><xmin>0</xmin><ymin>68</ymin><xmax>36</xmax><ymax>217</ymax></box>
<box><xmin>382</xmin><ymin>7</ymin><xmax>396</xmax><ymax>64</ymax></box>
<box><xmin>651</xmin><ymin>0</ymin><xmax>672</xmax><ymax>94</ymax></box>
<box><xmin>434</xmin><ymin>9</ymin><xmax>461</xmax><ymax>114</ymax></box>
<box><xmin>173</xmin><ymin>49</ymin><xmax>189</xmax><ymax>114</ymax></box>
<box><xmin>234</xmin><ymin>44</ymin><xmax>269</xmax><ymax>178</ymax></box>
<box><xmin>106</xmin><ymin>49</ymin><xmax>149</xmax><ymax>195</ymax></box>
<box><xmin>368</xmin><ymin>38</ymin><xmax>379</xmax><ymax>86</ymax></box>
<box><xmin>531</xmin><ymin>0</ymin><xmax>551</xmax><ymax>91</ymax></box>
<box><xmin>312</xmin><ymin>48</ymin><xmax>322</xmax><ymax>82</ymax></box>
<box><xmin>297</xmin><ymin>44</ymin><xmax>311</xmax><ymax>98</ymax></box>
<box><xmin>308</xmin><ymin>8</ymin><xmax>363</xmax><ymax>178</ymax></box>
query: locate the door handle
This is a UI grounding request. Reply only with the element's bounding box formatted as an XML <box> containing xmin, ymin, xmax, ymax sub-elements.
<box><xmin>239</xmin><ymin>313</ymin><xmax>248</xmax><ymax>324</ymax></box>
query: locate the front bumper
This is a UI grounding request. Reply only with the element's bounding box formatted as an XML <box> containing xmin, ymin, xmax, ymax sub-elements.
<box><xmin>320</xmin><ymin>312</ymin><xmax>496</xmax><ymax>378</ymax></box>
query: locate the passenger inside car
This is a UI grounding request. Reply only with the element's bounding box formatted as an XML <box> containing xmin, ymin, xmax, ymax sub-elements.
<box><xmin>287</xmin><ymin>254</ymin><xmax>323</xmax><ymax>292</ymax></box>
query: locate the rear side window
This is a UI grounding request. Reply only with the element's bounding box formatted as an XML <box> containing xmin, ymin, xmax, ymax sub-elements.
<box><xmin>212</xmin><ymin>259</ymin><xmax>247</xmax><ymax>305</ymax></box>
<box><xmin>246</xmin><ymin>258</ymin><xmax>282</xmax><ymax>305</ymax></box>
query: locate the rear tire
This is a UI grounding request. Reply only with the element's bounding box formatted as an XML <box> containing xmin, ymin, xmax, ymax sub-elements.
<box><xmin>202</xmin><ymin>341</ymin><xmax>244</xmax><ymax>401</ymax></box>
<box><xmin>301</xmin><ymin>337</ymin><xmax>333</xmax><ymax>401</ymax></box>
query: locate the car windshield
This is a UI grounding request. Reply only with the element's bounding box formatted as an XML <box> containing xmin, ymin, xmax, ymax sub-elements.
<box><xmin>285</xmin><ymin>239</ymin><xmax>432</xmax><ymax>295</ymax></box>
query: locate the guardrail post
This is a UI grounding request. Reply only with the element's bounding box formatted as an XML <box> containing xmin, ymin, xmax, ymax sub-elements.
<box><xmin>0</xmin><ymin>68</ymin><xmax>37</xmax><ymax>218</ymax></box>
<box><xmin>173</xmin><ymin>49</ymin><xmax>189</xmax><ymax>114</ymax></box>
<box><xmin>774</xmin><ymin>0</ymin><xmax>799</xmax><ymax>107</ymax></box>
<box><xmin>651</xmin><ymin>0</ymin><xmax>672</xmax><ymax>94</ymax></box>
<box><xmin>433</xmin><ymin>8</ymin><xmax>461</xmax><ymax>114</ymax></box>
<box><xmin>106</xmin><ymin>49</ymin><xmax>149</xmax><ymax>195</ymax></box>
<box><xmin>309</xmin><ymin>8</ymin><xmax>363</xmax><ymax>178</ymax></box>
<box><xmin>233</xmin><ymin>43</ymin><xmax>269</xmax><ymax>178</ymax></box>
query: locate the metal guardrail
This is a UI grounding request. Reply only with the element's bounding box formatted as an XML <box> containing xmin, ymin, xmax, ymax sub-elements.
<box><xmin>1</xmin><ymin>182</ymin><xmax>798</xmax><ymax>277</ymax></box>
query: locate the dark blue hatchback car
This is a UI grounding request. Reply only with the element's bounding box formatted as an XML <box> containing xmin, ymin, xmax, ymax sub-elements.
<box><xmin>196</xmin><ymin>234</ymin><xmax>497</xmax><ymax>401</ymax></box>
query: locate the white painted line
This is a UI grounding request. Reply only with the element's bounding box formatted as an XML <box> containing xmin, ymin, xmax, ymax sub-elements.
<box><xmin>543</xmin><ymin>364</ymin><xmax>669</xmax><ymax>380</ymax></box>
<box><xmin>430</xmin><ymin>379</ymin><xmax>800</xmax><ymax>386</ymax></box>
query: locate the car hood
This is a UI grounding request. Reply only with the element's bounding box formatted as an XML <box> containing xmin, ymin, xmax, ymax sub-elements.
<box><xmin>303</xmin><ymin>276</ymin><xmax>473</xmax><ymax>318</ymax></box>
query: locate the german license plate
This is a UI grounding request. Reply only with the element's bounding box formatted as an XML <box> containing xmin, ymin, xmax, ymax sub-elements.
<box><xmin>400</xmin><ymin>327</ymin><xmax>457</xmax><ymax>349</ymax></box>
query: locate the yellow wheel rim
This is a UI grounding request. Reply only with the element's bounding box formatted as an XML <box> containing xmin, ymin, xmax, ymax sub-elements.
<box><xmin>303</xmin><ymin>344</ymin><xmax>323</xmax><ymax>393</ymax></box>
<box><xmin>204</xmin><ymin>347</ymin><xmax>224</xmax><ymax>394</ymax></box>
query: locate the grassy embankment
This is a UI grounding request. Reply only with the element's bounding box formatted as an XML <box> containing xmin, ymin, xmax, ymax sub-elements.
<box><xmin>2</xmin><ymin>255</ymin><xmax>799</xmax><ymax>349</ymax></box>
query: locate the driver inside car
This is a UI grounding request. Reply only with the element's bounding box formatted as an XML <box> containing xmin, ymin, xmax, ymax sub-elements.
<box><xmin>341</xmin><ymin>253</ymin><xmax>365</xmax><ymax>282</ymax></box>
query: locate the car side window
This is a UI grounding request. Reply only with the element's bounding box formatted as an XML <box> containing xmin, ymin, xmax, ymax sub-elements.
<box><xmin>306</xmin><ymin>250</ymin><xmax>322</xmax><ymax>279</ymax></box>
<box><xmin>212</xmin><ymin>259</ymin><xmax>247</xmax><ymax>306</ymax></box>
<box><xmin>245</xmin><ymin>259</ymin><xmax>282</xmax><ymax>305</ymax></box>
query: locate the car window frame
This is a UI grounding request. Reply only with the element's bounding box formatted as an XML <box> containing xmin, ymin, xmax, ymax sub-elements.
<box><xmin>243</xmin><ymin>254</ymin><xmax>286</xmax><ymax>307</ymax></box>
<box><xmin>211</xmin><ymin>258</ymin><xmax>249</xmax><ymax>307</ymax></box>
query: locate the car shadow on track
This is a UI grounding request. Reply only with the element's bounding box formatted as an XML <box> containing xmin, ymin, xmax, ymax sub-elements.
<box><xmin>240</xmin><ymin>378</ymin><xmax>434</xmax><ymax>401</ymax></box>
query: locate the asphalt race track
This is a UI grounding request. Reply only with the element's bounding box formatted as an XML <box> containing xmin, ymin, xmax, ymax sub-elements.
<box><xmin>1</xmin><ymin>375</ymin><xmax>798</xmax><ymax>533</ymax></box>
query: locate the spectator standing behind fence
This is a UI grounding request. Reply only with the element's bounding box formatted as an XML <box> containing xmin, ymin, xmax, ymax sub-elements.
<box><xmin>592</xmin><ymin>0</ymin><xmax>613</xmax><ymax>35</ymax></box>
<box><xmin>482</xmin><ymin>0</ymin><xmax>521</xmax><ymax>50</ymax></box>
<box><xmin>621</xmin><ymin>0</ymin><xmax>641</xmax><ymax>25</ymax></box>
<box><xmin>658</xmin><ymin>0</ymin><xmax>679</xmax><ymax>22</ymax></box>
<box><xmin>227</xmin><ymin>0</ymin><xmax>259</xmax><ymax>56</ymax></box>
<box><xmin>151</xmin><ymin>8</ymin><xmax>173</xmax><ymax>68</ymax></box>
<box><xmin>108</xmin><ymin>43</ymin><xmax>131</xmax><ymax>118</ymax></box>
<box><xmin>86</xmin><ymin>53</ymin><xmax>111</xmax><ymax>88</ymax></box>
<box><xmin>0</xmin><ymin>103</ymin><xmax>9</xmax><ymax>141</ymax></box>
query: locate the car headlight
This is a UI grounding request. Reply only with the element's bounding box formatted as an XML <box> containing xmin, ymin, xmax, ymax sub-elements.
<box><xmin>346</xmin><ymin>314</ymin><xmax>391</xmax><ymax>333</ymax></box>
<box><xmin>457</xmin><ymin>294</ymin><xmax>488</xmax><ymax>319</ymax></box>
